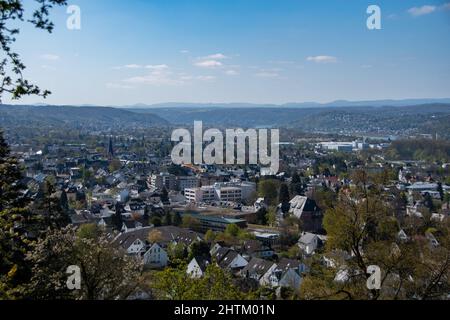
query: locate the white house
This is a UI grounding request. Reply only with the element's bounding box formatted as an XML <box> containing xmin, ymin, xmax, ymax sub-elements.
<box><xmin>298</xmin><ymin>232</ymin><xmax>320</xmax><ymax>255</ymax></box>
<box><xmin>127</xmin><ymin>238</ymin><xmax>146</xmax><ymax>255</ymax></box>
<box><xmin>143</xmin><ymin>243</ymin><xmax>168</xmax><ymax>268</ymax></box>
<box><xmin>210</xmin><ymin>243</ymin><xmax>222</xmax><ymax>256</ymax></box>
<box><xmin>259</xmin><ymin>264</ymin><xmax>279</xmax><ymax>287</ymax></box>
<box><xmin>266</xmin><ymin>258</ymin><xmax>306</xmax><ymax>291</ymax></box>
<box><xmin>216</xmin><ymin>250</ymin><xmax>248</xmax><ymax>271</ymax></box>
<box><xmin>278</xmin><ymin>268</ymin><xmax>302</xmax><ymax>290</ymax></box>
<box><xmin>187</xmin><ymin>257</ymin><xmax>210</xmax><ymax>279</ymax></box>
<box><xmin>121</xmin><ymin>220</ymin><xmax>143</xmax><ymax>233</ymax></box>
<box><xmin>241</xmin><ymin>258</ymin><xmax>278</xmax><ymax>286</ymax></box>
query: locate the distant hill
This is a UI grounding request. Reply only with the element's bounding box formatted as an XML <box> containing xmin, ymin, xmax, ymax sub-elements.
<box><xmin>122</xmin><ymin>98</ymin><xmax>450</xmax><ymax>110</ymax></box>
<box><xmin>0</xmin><ymin>105</ymin><xmax>169</xmax><ymax>129</ymax></box>
<box><xmin>128</xmin><ymin>104</ymin><xmax>450</xmax><ymax>137</ymax></box>
<box><xmin>1</xmin><ymin>103</ymin><xmax>449</xmax><ymax>137</ymax></box>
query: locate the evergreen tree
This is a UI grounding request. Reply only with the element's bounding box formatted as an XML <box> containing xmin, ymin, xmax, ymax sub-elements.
<box><xmin>60</xmin><ymin>190</ymin><xmax>69</xmax><ymax>212</ymax></box>
<box><xmin>423</xmin><ymin>192</ymin><xmax>435</xmax><ymax>212</ymax></box>
<box><xmin>258</xmin><ymin>179</ymin><xmax>280</xmax><ymax>206</ymax></box>
<box><xmin>151</xmin><ymin>216</ymin><xmax>162</xmax><ymax>227</ymax></box>
<box><xmin>161</xmin><ymin>187</ymin><xmax>169</xmax><ymax>204</ymax></box>
<box><xmin>279</xmin><ymin>183</ymin><xmax>291</xmax><ymax>214</ymax></box>
<box><xmin>437</xmin><ymin>182</ymin><xmax>444</xmax><ymax>201</ymax></box>
<box><xmin>188</xmin><ymin>241</ymin><xmax>211</xmax><ymax>261</ymax></box>
<box><xmin>291</xmin><ymin>172</ymin><xmax>301</xmax><ymax>184</ymax></box>
<box><xmin>290</xmin><ymin>172</ymin><xmax>306</xmax><ymax>196</ymax></box>
<box><xmin>163</xmin><ymin>211</ymin><xmax>173</xmax><ymax>226</ymax></box>
<box><xmin>32</xmin><ymin>179</ymin><xmax>70</xmax><ymax>230</ymax></box>
<box><xmin>256</xmin><ymin>207</ymin><xmax>268</xmax><ymax>225</ymax></box>
<box><xmin>173</xmin><ymin>212</ymin><xmax>182</xmax><ymax>226</ymax></box>
<box><xmin>0</xmin><ymin>131</ymin><xmax>35</xmax><ymax>298</ymax></box>
<box><xmin>112</xmin><ymin>202</ymin><xmax>124</xmax><ymax>231</ymax></box>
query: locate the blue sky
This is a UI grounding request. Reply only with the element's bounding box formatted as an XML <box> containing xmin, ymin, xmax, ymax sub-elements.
<box><xmin>7</xmin><ymin>0</ymin><xmax>450</xmax><ymax>105</ymax></box>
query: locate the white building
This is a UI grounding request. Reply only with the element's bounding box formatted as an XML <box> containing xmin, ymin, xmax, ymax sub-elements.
<box><xmin>143</xmin><ymin>243</ymin><xmax>168</xmax><ymax>268</ymax></box>
<box><xmin>126</xmin><ymin>238</ymin><xmax>146</xmax><ymax>255</ymax></box>
<box><xmin>185</xmin><ymin>186</ymin><xmax>216</xmax><ymax>203</ymax></box>
<box><xmin>150</xmin><ymin>173</ymin><xmax>176</xmax><ymax>190</ymax></box>
<box><xmin>185</xmin><ymin>184</ymin><xmax>243</xmax><ymax>203</ymax></box>
<box><xmin>186</xmin><ymin>257</ymin><xmax>210</xmax><ymax>279</ymax></box>
<box><xmin>298</xmin><ymin>232</ymin><xmax>320</xmax><ymax>255</ymax></box>
<box><xmin>319</xmin><ymin>142</ymin><xmax>354</xmax><ymax>152</ymax></box>
<box><xmin>406</xmin><ymin>182</ymin><xmax>438</xmax><ymax>193</ymax></box>
<box><xmin>215</xmin><ymin>186</ymin><xmax>242</xmax><ymax>202</ymax></box>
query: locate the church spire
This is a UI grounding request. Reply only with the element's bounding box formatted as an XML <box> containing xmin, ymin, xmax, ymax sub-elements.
<box><xmin>108</xmin><ymin>136</ymin><xmax>114</xmax><ymax>159</ymax></box>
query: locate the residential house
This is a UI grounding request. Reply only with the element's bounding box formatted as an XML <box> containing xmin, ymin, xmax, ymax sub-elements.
<box><xmin>187</xmin><ymin>256</ymin><xmax>211</xmax><ymax>279</ymax></box>
<box><xmin>242</xmin><ymin>240</ymin><xmax>274</xmax><ymax>259</ymax></box>
<box><xmin>212</xmin><ymin>247</ymin><xmax>248</xmax><ymax>271</ymax></box>
<box><xmin>289</xmin><ymin>196</ymin><xmax>324</xmax><ymax>233</ymax></box>
<box><xmin>121</xmin><ymin>220</ymin><xmax>143</xmax><ymax>233</ymax></box>
<box><xmin>268</xmin><ymin>258</ymin><xmax>306</xmax><ymax>291</ymax></box>
<box><xmin>241</xmin><ymin>258</ymin><xmax>277</xmax><ymax>287</ymax></box>
<box><xmin>113</xmin><ymin>227</ymin><xmax>153</xmax><ymax>255</ymax></box>
<box><xmin>210</xmin><ymin>243</ymin><xmax>222</xmax><ymax>256</ymax></box>
<box><xmin>143</xmin><ymin>243</ymin><xmax>168</xmax><ymax>268</ymax></box>
<box><xmin>298</xmin><ymin>232</ymin><xmax>321</xmax><ymax>255</ymax></box>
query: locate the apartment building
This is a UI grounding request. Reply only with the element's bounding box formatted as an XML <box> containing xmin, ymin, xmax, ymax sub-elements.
<box><xmin>149</xmin><ymin>173</ymin><xmax>177</xmax><ymax>190</ymax></box>
<box><xmin>215</xmin><ymin>186</ymin><xmax>242</xmax><ymax>202</ymax></box>
<box><xmin>185</xmin><ymin>186</ymin><xmax>216</xmax><ymax>203</ymax></box>
<box><xmin>177</xmin><ymin>176</ymin><xmax>200</xmax><ymax>191</ymax></box>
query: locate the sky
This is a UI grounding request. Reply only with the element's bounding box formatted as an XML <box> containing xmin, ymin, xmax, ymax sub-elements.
<box><xmin>5</xmin><ymin>0</ymin><xmax>450</xmax><ymax>106</ymax></box>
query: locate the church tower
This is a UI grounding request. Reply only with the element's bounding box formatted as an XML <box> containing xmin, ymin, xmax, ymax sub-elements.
<box><xmin>108</xmin><ymin>136</ymin><xmax>114</xmax><ymax>159</ymax></box>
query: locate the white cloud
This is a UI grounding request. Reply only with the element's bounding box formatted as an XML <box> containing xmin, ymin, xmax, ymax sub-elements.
<box><xmin>124</xmin><ymin>64</ymin><xmax>142</xmax><ymax>69</ymax></box>
<box><xmin>113</xmin><ymin>64</ymin><xmax>142</xmax><ymax>70</ymax></box>
<box><xmin>180</xmin><ymin>49</ymin><xmax>189</xmax><ymax>54</ymax></box>
<box><xmin>122</xmin><ymin>64</ymin><xmax>180</xmax><ymax>85</ymax></box>
<box><xmin>179</xmin><ymin>75</ymin><xmax>216</xmax><ymax>82</ymax></box>
<box><xmin>225</xmin><ymin>70</ymin><xmax>239</xmax><ymax>76</ymax></box>
<box><xmin>194</xmin><ymin>60</ymin><xmax>223</xmax><ymax>68</ymax></box>
<box><xmin>194</xmin><ymin>53</ymin><xmax>230</xmax><ymax>69</ymax></box>
<box><xmin>123</xmin><ymin>72</ymin><xmax>183</xmax><ymax>86</ymax></box>
<box><xmin>202</xmin><ymin>53</ymin><xmax>228</xmax><ymax>60</ymax></box>
<box><xmin>306</xmin><ymin>55</ymin><xmax>337</xmax><ymax>64</ymax></box>
<box><xmin>41</xmin><ymin>54</ymin><xmax>60</xmax><ymax>61</ymax></box>
<box><xmin>407</xmin><ymin>5</ymin><xmax>436</xmax><ymax>16</ymax></box>
<box><xmin>123</xmin><ymin>75</ymin><xmax>181</xmax><ymax>86</ymax></box>
<box><xmin>114</xmin><ymin>64</ymin><xmax>169</xmax><ymax>70</ymax></box>
<box><xmin>122</xmin><ymin>66</ymin><xmax>214</xmax><ymax>86</ymax></box>
<box><xmin>145</xmin><ymin>64</ymin><xmax>169</xmax><ymax>70</ymax></box>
